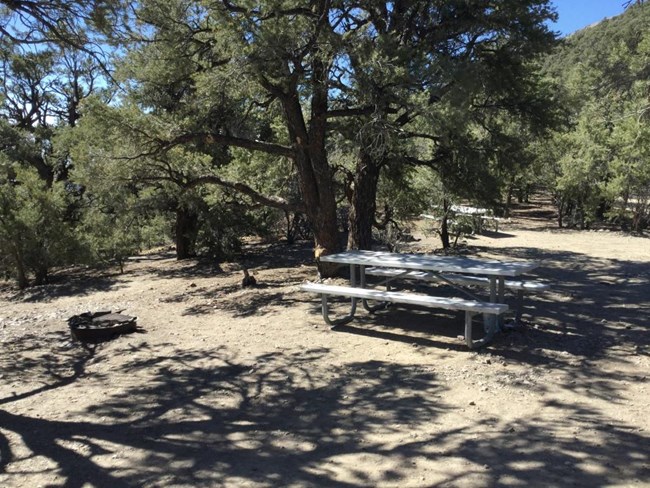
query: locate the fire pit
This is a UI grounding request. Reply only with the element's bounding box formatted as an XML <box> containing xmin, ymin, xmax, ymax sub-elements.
<box><xmin>68</xmin><ymin>311</ymin><xmax>138</xmax><ymax>341</ymax></box>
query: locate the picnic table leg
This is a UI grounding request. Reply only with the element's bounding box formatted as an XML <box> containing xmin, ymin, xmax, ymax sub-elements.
<box><xmin>320</xmin><ymin>264</ymin><xmax>358</xmax><ymax>327</ymax></box>
<box><xmin>483</xmin><ymin>277</ymin><xmax>499</xmax><ymax>331</ymax></box>
<box><xmin>360</xmin><ymin>265</ymin><xmax>390</xmax><ymax>313</ymax></box>
<box><xmin>466</xmin><ymin>311</ymin><xmax>498</xmax><ymax>349</ymax></box>
<box><xmin>321</xmin><ymin>293</ymin><xmax>357</xmax><ymax>327</ymax></box>
<box><xmin>489</xmin><ymin>277</ymin><xmax>497</xmax><ymax>302</ymax></box>
<box><xmin>514</xmin><ymin>290</ymin><xmax>524</xmax><ymax>325</ymax></box>
<box><xmin>498</xmin><ymin>277</ymin><xmax>505</xmax><ymax>302</ymax></box>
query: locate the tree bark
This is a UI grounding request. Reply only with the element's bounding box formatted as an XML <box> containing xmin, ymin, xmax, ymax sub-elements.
<box><xmin>278</xmin><ymin>70</ymin><xmax>341</xmax><ymax>275</ymax></box>
<box><xmin>33</xmin><ymin>265</ymin><xmax>48</xmax><ymax>286</ymax></box>
<box><xmin>347</xmin><ymin>151</ymin><xmax>380</xmax><ymax>250</ymax></box>
<box><xmin>175</xmin><ymin>206</ymin><xmax>199</xmax><ymax>260</ymax></box>
<box><xmin>440</xmin><ymin>199</ymin><xmax>451</xmax><ymax>249</ymax></box>
<box><xmin>11</xmin><ymin>248</ymin><xmax>29</xmax><ymax>289</ymax></box>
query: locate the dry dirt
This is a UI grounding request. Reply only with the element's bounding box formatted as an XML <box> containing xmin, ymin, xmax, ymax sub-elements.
<box><xmin>1</xmin><ymin>198</ymin><xmax>649</xmax><ymax>487</ymax></box>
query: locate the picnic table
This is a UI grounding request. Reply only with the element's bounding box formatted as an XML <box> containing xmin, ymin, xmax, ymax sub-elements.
<box><xmin>422</xmin><ymin>205</ymin><xmax>509</xmax><ymax>232</ymax></box>
<box><xmin>301</xmin><ymin>250</ymin><xmax>548</xmax><ymax>349</ymax></box>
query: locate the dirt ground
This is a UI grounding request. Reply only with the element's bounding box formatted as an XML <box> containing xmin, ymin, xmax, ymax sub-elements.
<box><xmin>1</xmin><ymin>197</ymin><xmax>649</xmax><ymax>487</ymax></box>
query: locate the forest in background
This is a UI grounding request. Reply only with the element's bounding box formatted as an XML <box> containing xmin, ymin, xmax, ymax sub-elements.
<box><xmin>1</xmin><ymin>1</ymin><xmax>648</xmax><ymax>289</ymax></box>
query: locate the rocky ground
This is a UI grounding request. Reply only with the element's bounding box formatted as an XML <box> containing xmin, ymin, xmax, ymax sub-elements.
<box><xmin>1</xmin><ymin>198</ymin><xmax>649</xmax><ymax>487</ymax></box>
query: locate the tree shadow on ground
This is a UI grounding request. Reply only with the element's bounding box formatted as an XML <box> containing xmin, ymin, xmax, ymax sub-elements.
<box><xmin>474</xmin><ymin>230</ymin><xmax>517</xmax><ymax>239</ymax></box>
<box><xmin>1</xmin><ymin>343</ymin><xmax>647</xmax><ymax>486</ymax></box>
<box><xmin>145</xmin><ymin>241</ymin><xmax>315</xmax><ymax>280</ymax></box>
<box><xmin>469</xmin><ymin>245</ymin><xmax>650</xmax><ymax>332</ymax></box>
<box><xmin>298</xmin><ymin>244</ymin><xmax>650</xmax><ymax>407</ymax></box>
<box><xmin>5</xmin><ymin>272</ymin><xmax>126</xmax><ymax>303</ymax></box>
<box><xmin>157</xmin><ymin>278</ymin><xmax>308</xmax><ymax>317</ymax></box>
<box><xmin>135</xmin><ymin>257</ymin><xmax>226</xmax><ymax>281</ymax></box>
<box><xmin>1</xmin><ymin>346</ymin><xmax>448</xmax><ymax>486</ymax></box>
<box><xmin>240</xmin><ymin>241</ymin><xmax>315</xmax><ymax>270</ymax></box>
<box><xmin>0</xmin><ymin>331</ymin><xmax>98</xmax><ymax>406</ymax></box>
<box><xmin>313</xmin><ymin>301</ymin><xmax>477</xmax><ymax>352</ymax></box>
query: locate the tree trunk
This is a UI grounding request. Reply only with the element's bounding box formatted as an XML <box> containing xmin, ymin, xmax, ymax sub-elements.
<box><xmin>347</xmin><ymin>151</ymin><xmax>380</xmax><ymax>250</ymax></box>
<box><xmin>33</xmin><ymin>266</ymin><xmax>48</xmax><ymax>286</ymax></box>
<box><xmin>11</xmin><ymin>247</ymin><xmax>29</xmax><ymax>289</ymax></box>
<box><xmin>505</xmin><ymin>175</ymin><xmax>515</xmax><ymax>218</ymax></box>
<box><xmin>175</xmin><ymin>207</ymin><xmax>199</xmax><ymax>260</ymax></box>
<box><xmin>279</xmin><ymin>78</ymin><xmax>341</xmax><ymax>276</ymax></box>
<box><xmin>440</xmin><ymin>199</ymin><xmax>451</xmax><ymax>249</ymax></box>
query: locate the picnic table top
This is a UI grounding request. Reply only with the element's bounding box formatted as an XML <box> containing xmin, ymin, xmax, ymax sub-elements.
<box><xmin>450</xmin><ymin>205</ymin><xmax>489</xmax><ymax>215</ymax></box>
<box><xmin>425</xmin><ymin>205</ymin><xmax>490</xmax><ymax>215</ymax></box>
<box><xmin>319</xmin><ymin>250</ymin><xmax>539</xmax><ymax>277</ymax></box>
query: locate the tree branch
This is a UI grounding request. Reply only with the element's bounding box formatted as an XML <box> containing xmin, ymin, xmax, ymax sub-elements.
<box><xmin>184</xmin><ymin>175</ymin><xmax>305</xmax><ymax>213</ymax></box>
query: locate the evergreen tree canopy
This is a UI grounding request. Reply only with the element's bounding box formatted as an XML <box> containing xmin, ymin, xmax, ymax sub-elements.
<box><xmin>543</xmin><ymin>2</ymin><xmax>650</xmax><ymax>230</ymax></box>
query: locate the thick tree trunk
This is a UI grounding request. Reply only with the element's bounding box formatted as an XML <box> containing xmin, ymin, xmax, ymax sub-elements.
<box><xmin>175</xmin><ymin>207</ymin><xmax>199</xmax><ymax>260</ymax></box>
<box><xmin>279</xmin><ymin>76</ymin><xmax>341</xmax><ymax>276</ymax></box>
<box><xmin>347</xmin><ymin>151</ymin><xmax>380</xmax><ymax>250</ymax></box>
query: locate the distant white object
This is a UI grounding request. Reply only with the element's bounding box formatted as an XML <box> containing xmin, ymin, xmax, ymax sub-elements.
<box><xmin>450</xmin><ymin>205</ymin><xmax>488</xmax><ymax>215</ymax></box>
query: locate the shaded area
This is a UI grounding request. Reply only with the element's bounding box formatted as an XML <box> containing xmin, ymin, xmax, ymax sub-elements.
<box><xmin>323</xmin><ymin>242</ymin><xmax>650</xmax><ymax>360</ymax></box>
<box><xmin>0</xmin><ymin>331</ymin><xmax>97</xmax><ymax>406</ymax></box>
<box><xmin>1</xmin><ymin>343</ymin><xmax>648</xmax><ymax>486</ymax></box>
<box><xmin>141</xmin><ymin>256</ymin><xmax>225</xmax><ymax>281</ymax></box>
<box><xmin>298</xmin><ymin>243</ymin><xmax>650</xmax><ymax>416</ymax></box>
<box><xmin>5</xmin><ymin>272</ymin><xmax>125</xmax><ymax>303</ymax></box>
<box><xmin>1</xmin><ymin>346</ymin><xmax>448</xmax><ymax>486</ymax></box>
<box><xmin>320</xmin><ymin>301</ymin><xmax>476</xmax><ymax>352</ymax></box>
<box><xmin>468</xmin><ymin>245</ymin><xmax>650</xmax><ymax>333</ymax></box>
<box><xmin>241</xmin><ymin>241</ymin><xmax>315</xmax><ymax>270</ymax></box>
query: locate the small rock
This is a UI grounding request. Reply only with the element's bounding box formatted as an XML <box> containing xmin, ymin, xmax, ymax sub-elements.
<box><xmin>625</xmin><ymin>325</ymin><xmax>632</xmax><ymax>330</ymax></box>
<box><xmin>189</xmin><ymin>283</ymin><xmax>197</xmax><ymax>288</ymax></box>
<box><xmin>469</xmin><ymin>401</ymin><xmax>476</xmax><ymax>406</ymax></box>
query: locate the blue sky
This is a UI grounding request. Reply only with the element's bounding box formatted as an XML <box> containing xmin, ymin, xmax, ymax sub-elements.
<box><xmin>549</xmin><ymin>0</ymin><xmax>627</xmax><ymax>36</ymax></box>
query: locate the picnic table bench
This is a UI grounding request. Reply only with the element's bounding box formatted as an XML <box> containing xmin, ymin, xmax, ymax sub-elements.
<box><xmin>363</xmin><ymin>267</ymin><xmax>549</xmax><ymax>323</ymax></box>
<box><xmin>300</xmin><ymin>250</ymin><xmax>548</xmax><ymax>349</ymax></box>
<box><xmin>301</xmin><ymin>282</ymin><xmax>508</xmax><ymax>349</ymax></box>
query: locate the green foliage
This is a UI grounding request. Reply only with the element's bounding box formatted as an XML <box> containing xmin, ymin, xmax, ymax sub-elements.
<box><xmin>0</xmin><ymin>165</ymin><xmax>79</xmax><ymax>287</ymax></box>
<box><xmin>106</xmin><ymin>0</ymin><xmax>560</xmax><ymax>254</ymax></box>
<box><xmin>543</xmin><ymin>3</ymin><xmax>650</xmax><ymax>230</ymax></box>
<box><xmin>1</xmin><ymin>0</ymin><xmax>564</xmax><ymax>283</ymax></box>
